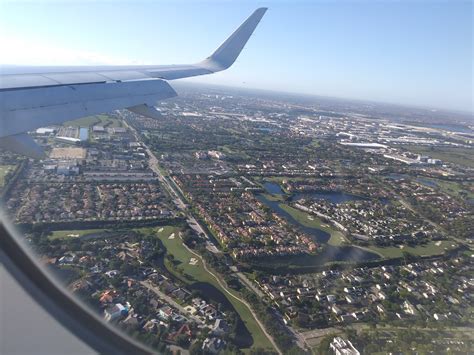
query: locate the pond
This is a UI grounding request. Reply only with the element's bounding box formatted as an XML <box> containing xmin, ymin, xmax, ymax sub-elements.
<box><xmin>189</xmin><ymin>282</ymin><xmax>253</xmax><ymax>348</ymax></box>
<box><xmin>79</xmin><ymin>127</ymin><xmax>89</xmax><ymax>141</ymax></box>
<box><xmin>255</xmin><ymin>245</ymin><xmax>379</xmax><ymax>268</ymax></box>
<box><xmin>154</xmin><ymin>240</ymin><xmax>254</xmax><ymax>349</ymax></box>
<box><xmin>263</xmin><ymin>181</ymin><xmax>366</xmax><ymax>204</ymax></box>
<box><xmin>415</xmin><ymin>177</ymin><xmax>438</xmax><ymax>188</ymax></box>
<box><xmin>388</xmin><ymin>174</ymin><xmax>439</xmax><ymax>189</ymax></box>
<box><xmin>257</xmin><ymin>194</ymin><xmax>330</xmax><ymax>243</ymax></box>
<box><xmin>263</xmin><ymin>182</ymin><xmax>285</xmax><ymax>195</ymax></box>
<box><xmin>291</xmin><ymin>191</ymin><xmax>366</xmax><ymax>204</ymax></box>
<box><xmin>420</xmin><ymin>123</ymin><xmax>474</xmax><ymax>133</ymax></box>
<box><xmin>256</xmin><ymin>127</ymin><xmax>276</xmax><ymax>133</ymax></box>
<box><xmin>256</xmin><ymin>194</ymin><xmax>379</xmax><ymax>263</ymax></box>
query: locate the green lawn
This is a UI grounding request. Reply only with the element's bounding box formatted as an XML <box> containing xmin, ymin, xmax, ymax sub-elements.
<box><xmin>310</xmin><ymin>139</ymin><xmax>320</xmax><ymax>148</ymax></box>
<box><xmin>278</xmin><ymin>203</ymin><xmax>348</xmax><ymax>246</ymax></box>
<box><xmin>48</xmin><ymin>228</ymin><xmax>105</xmax><ymax>240</ymax></box>
<box><xmin>138</xmin><ymin>227</ymin><xmax>275</xmax><ymax>351</ymax></box>
<box><xmin>63</xmin><ymin>114</ymin><xmax>122</xmax><ymax>128</ymax></box>
<box><xmin>433</xmin><ymin>179</ymin><xmax>474</xmax><ymax>200</ymax></box>
<box><xmin>0</xmin><ymin>165</ymin><xmax>14</xmax><ymax>187</ymax></box>
<box><xmin>261</xmin><ymin>193</ymin><xmax>286</xmax><ymax>202</ymax></box>
<box><xmin>278</xmin><ymin>204</ymin><xmax>458</xmax><ymax>258</ymax></box>
<box><xmin>367</xmin><ymin>240</ymin><xmax>457</xmax><ymax>259</ymax></box>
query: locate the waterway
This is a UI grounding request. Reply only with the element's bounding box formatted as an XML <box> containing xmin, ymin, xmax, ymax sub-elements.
<box><xmin>420</xmin><ymin>123</ymin><xmax>474</xmax><ymax>133</ymax></box>
<box><xmin>154</xmin><ymin>239</ymin><xmax>254</xmax><ymax>349</ymax></box>
<box><xmin>263</xmin><ymin>182</ymin><xmax>285</xmax><ymax>195</ymax></box>
<box><xmin>188</xmin><ymin>282</ymin><xmax>253</xmax><ymax>348</ymax></box>
<box><xmin>263</xmin><ymin>182</ymin><xmax>367</xmax><ymax>204</ymax></box>
<box><xmin>291</xmin><ymin>191</ymin><xmax>366</xmax><ymax>204</ymax></box>
<box><xmin>415</xmin><ymin>177</ymin><xmax>438</xmax><ymax>188</ymax></box>
<box><xmin>387</xmin><ymin>173</ymin><xmax>439</xmax><ymax>188</ymax></box>
<box><xmin>256</xmin><ymin>194</ymin><xmax>379</xmax><ymax>263</ymax></box>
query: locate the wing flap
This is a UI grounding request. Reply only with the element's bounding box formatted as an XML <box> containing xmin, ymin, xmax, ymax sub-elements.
<box><xmin>127</xmin><ymin>104</ymin><xmax>162</xmax><ymax>119</ymax></box>
<box><xmin>0</xmin><ymin>79</ymin><xmax>177</xmax><ymax>137</ymax></box>
<box><xmin>0</xmin><ymin>133</ymin><xmax>45</xmax><ymax>159</ymax></box>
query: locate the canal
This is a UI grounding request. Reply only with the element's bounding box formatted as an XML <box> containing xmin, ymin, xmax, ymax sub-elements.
<box><xmin>258</xmin><ymin>183</ymin><xmax>379</xmax><ymax>264</ymax></box>
<box><xmin>188</xmin><ymin>282</ymin><xmax>253</xmax><ymax>348</ymax></box>
<box><xmin>263</xmin><ymin>182</ymin><xmax>367</xmax><ymax>204</ymax></box>
<box><xmin>154</xmin><ymin>238</ymin><xmax>254</xmax><ymax>349</ymax></box>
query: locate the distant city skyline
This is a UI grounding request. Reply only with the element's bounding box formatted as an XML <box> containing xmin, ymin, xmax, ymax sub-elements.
<box><xmin>1</xmin><ymin>1</ymin><xmax>472</xmax><ymax>112</ymax></box>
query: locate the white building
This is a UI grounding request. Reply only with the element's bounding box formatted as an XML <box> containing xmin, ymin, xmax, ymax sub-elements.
<box><xmin>330</xmin><ymin>337</ymin><xmax>360</xmax><ymax>355</ymax></box>
<box><xmin>104</xmin><ymin>303</ymin><xmax>128</xmax><ymax>322</ymax></box>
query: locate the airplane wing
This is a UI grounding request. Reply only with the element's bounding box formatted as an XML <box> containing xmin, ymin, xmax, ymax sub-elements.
<box><xmin>0</xmin><ymin>7</ymin><xmax>267</xmax><ymax>157</ymax></box>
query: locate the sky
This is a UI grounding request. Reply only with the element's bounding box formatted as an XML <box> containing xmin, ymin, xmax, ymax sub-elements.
<box><xmin>0</xmin><ymin>0</ymin><xmax>472</xmax><ymax>112</ymax></box>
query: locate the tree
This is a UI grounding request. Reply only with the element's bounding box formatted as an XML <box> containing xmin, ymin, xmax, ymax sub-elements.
<box><xmin>189</xmin><ymin>341</ymin><xmax>202</xmax><ymax>355</ymax></box>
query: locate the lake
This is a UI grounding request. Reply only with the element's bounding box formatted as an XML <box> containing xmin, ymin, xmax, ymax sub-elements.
<box><xmin>415</xmin><ymin>177</ymin><xmax>438</xmax><ymax>188</ymax></box>
<box><xmin>263</xmin><ymin>182</ymin><xmax>285</xmax><ymax>195</ymax></box>
<box><xmin>255</xmin><ymin>245</ymin><xmax>379</xmax><ymax>268</ymax></box>
<box><xmin>155</xmin><ymin>240</ymin><xmax>254</xmax><ymax>349</ymax></box>
<box><xmin>256</xmin><ymin>127</ymin><xmax>276</xmax><ymax>133</ymax></box>
<box><xmin>256</xmin><ymin>194</ymin><xmax>379</xmax><ymax>263</ymax></box>
<box><xmin>388</xmin><ymin>174</ymin><xmax>439</xmax><ymax>188</ymax></box>
<box><xmin>291</xmin><ymin>191</ymin><xmax>366</xmax><ymax>204</ymax></box>
<box><xmin>189</xmin><ymin>282</ymin><xmax>253</xmax><ymax>348</ymax></box>
<box><xmin>257</xmin><ymin>194</ymin><xmax>330</xmax><ymax>243</ymax></box>
<box><xmin>263</xmin><ymin>181</ymin><xmax>366</xmax><ymax>204</ymax></box>
<box><xmin>421</xmin><ymin>123</ymin><xmax>474</xmax><ymax>133</ymax></box>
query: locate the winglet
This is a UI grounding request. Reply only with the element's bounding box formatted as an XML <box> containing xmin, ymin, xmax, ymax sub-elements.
<box><xmin>200</xmin><ymin>7</ymin><xmax>267</xmax><ymax>72</ymax></box>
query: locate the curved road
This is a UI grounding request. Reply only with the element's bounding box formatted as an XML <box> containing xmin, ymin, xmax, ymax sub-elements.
<box><xmin>123</xmin><ymin>114</ymin><xmax>282</xmax><ymax>354</ymax></box>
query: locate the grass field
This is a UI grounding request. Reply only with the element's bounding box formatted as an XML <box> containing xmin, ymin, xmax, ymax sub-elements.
<box><xmin>432</xmin><ymin>179</ymin><xmax>474</xmax><ymax>200</ymax></box>
<box><xmin>261</xmin><ymin>193</ymin><xmax>286</xmax><ymax>202</ymax></box>
<box><xmin>278</xmin><ymin>204</ymin><xmax>458</xmax><ymax>258</ymax></box>
<box><xmin>48</xmin><ymin>229</ymin><xmax>105</xmax><ymax>240</ymax></box>
<box><xmin>137</xmin><ymin>226</ymin><xmax>274</xmax><ymax>351</ymax></box>
<box><xmin>367</xmin><ymin>240</ymin><xmax>457</xmax><ymax>259</ymax></box>
<box><xmin>400</xmin><ymin>145</ymin><xmax>474</xmax><ymax>168</ymax></box>
<box><xmin>278</xmin><ymin>203</ymin><xmax>348</xmax><ymax>246</ymax></box>
<box><xmin>0</xmin><ymin>165</ymin><xmax>15</xmax><ymax>187</ymax></box>
<box><xmin>63</xmin><ymin>114</ymin><xmax>122</xmax><ymax>128</ymax></box>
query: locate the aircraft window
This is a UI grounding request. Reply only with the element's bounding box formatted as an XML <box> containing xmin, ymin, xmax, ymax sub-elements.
<box><xmin>1</xmin><ymin>2</ymin><xmax>472</xmax><ymax>355</ymax></box>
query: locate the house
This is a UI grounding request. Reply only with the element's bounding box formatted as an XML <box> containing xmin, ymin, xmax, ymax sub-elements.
<box><xmin>105</xmin><ymin>270</ymin><xmax>119</xmax><ymax>278</ymax></box>
<box><xmin>376</xmin><ymin>304</ymin><xmax>386</xmax><ymax>314</ymax></box>
<box><xmin>403</xmin><ymin>300</ymin><xmax>416</xmax><ymax>315</ymax></box>
<box><xmin>99</xmin><ymin>290</ymin><xmax>118</xmax><ymax>304</ymax></box>
<box><xmin>168</xmin><ymin>324</ymin><xmax>192</xmax><ymax>343</ymax></box>
<box><xmin>149</xmin><ymin>298</ymin><xmax>160</xmax><ymax>310</ymax></box>
<box><xmin>122</xmin><ymin>314</ymin><xmax>139</xmax><ymax>330</ymax></box>
<box><xmin>143</xmin><ymin>319</ymin><xmax>159</xmax><ymax>333</ymax></box>
<box><xmin>211</xmin><ymin>319</ymin><xmax>229</xmax><ymax>337</ymax></box>
<box><xmin>202</xmin><ymin>337</ymin><xmax>226</xmax><ymax>354</ymax></box>
<box><xmin>104</xmin><ymin>303</ymin><xmax>128</xmax><ymax>322</ymax></box>
<box><xmin>332</xmin><ymin>305</ymin><xmax>342</xmax><ymax>315</ymax></box>
<box><xmin>58</xmin><ymin>253</ymin><xmax>77</xmax><ymax>265</ymax></box>
<box><xmin>158</xmin><ymin>306</ymin><xmax>173</xmax><ymax>321</ymax></box>
<box><xmin>330</xmin><ymin>337</ymin><xmax>360</xmax><ymax>355</ymax></box>
<box><xmin>340</xmin><ymin>314</ymin><xmax>353</xmax><ymax>323</ymax></box>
